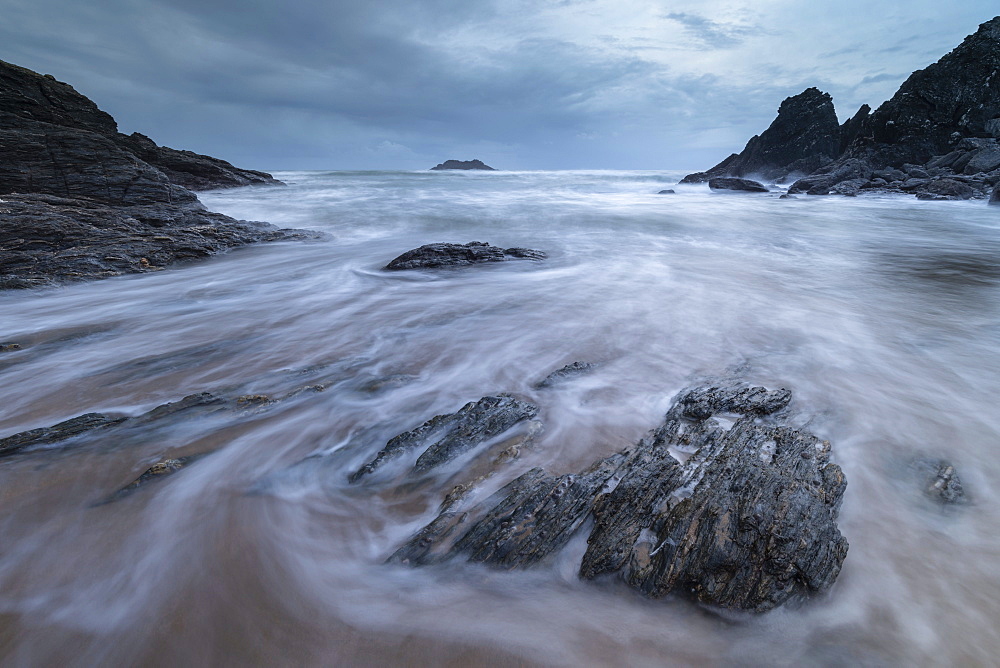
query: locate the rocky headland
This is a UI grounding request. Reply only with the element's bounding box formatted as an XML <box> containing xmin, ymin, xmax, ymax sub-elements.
<box><xmin>682</xmin><ymin>17</ymin><xmax>1000</xmax><ymax>200</ymax></box>
<box><xmin>430</xmin><ymin>159</ymin><xmax>496</xmax><ymax>170</ymax></box>
<box><xmin>0</xmin><ymin>59</ymin><xmax>308</xmax><ymax>289</ymax></box>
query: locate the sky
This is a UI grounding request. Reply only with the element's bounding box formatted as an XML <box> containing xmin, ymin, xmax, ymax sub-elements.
<box><xmin>1</xmin><ymin>1</ymin><xmax>997</xmax><ymax>171</ymax></box>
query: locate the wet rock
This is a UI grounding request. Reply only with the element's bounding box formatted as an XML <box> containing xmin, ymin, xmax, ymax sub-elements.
<box><xmin>0</xmin><ymin>59</ymin><xmax>306</xmax><ymax>289</ymax></box>
<box><xmin>0</xmin><ymin>413</ymin><xmax>128</xmax><ymax>459</ymax></box>
<box><xmin>0</xmin><ymin>193</ymin><xmax>315</xmax><ymax>288</ymax></box>
<box><xmin>990</xmin><ymin>185</ymin><xmax>1000</xmax><ymax>205</ymax></box>
<box><xmin>349</xmin><ymin>395</ymin><xmax>539</xmax><ymax>482</ymax></box>
<box><xmin>430</xmin><ymin>159</ymin><xmax>495</xmax><ymax>171</ymax></box>
<box><xmin>682</xmin><ymin>88</ymin><xmax>841</xmax><ymax>183</ymax></box>
<box><xmin>708</xmin><ymin>178</ymin><xmax>768</xmax><ymax>193</ymax></box>
<box><xmin>533</xmin><ymin>361</ymin><xmax>596</xmax><ymax>389</ymax></box>
<box><xmin>116</xmin><ymin>132</ymin><xmax>282</xmax><ymax>191</ymax></box>
<box><xmin>101</xmin><ymin>455</ymin><xmax>206</xmax><ymax>503</ymax></box>
<box><xmin>779</xmin><ymin>194</ymin><xmax>796</xmax><ymax>199</ymax></box>
<box><xmin>916</xmin><ymin>179</ymin><xmax>975</xmax><ymax>200</ymax></box>
<box><xmin>912</xmin><ymin>458</ymin><xmax>967</xmax><ymax>504</ymax></box>
<box><xmin>657</xmin><ymin>189</ymin><xmax>676</xmax><ymax>194</ymax></box>
<box><xmin>383</xmin><ymin>242</ymin><xmax>546</xmax><ymax>270</ymax></box>
<box><xmin>392</xmin><ymin>383</ymin><xmax>848</xmax><ymax>613</ymax></box>
<box><xmin>0</xmin><ymin>343</ymin><xmax>21</xmax><ymax>352</ymax></box>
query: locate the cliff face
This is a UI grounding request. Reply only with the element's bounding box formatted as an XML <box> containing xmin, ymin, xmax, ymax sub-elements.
<box><xmin>0</xmin><ymin>59</ymin><xmax>281</xmax><ymax>202</ymax></box>
<box><xmin>0</xmin><ymin>60</ymin><xmax>306</xmax><ymax>289</ymax></box>
<box><xmin>683</xmin><ymin>17</ymin><xmax>1000</xmax><ymax>200</ymax></box>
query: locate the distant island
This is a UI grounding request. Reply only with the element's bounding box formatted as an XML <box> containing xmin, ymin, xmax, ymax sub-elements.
<box><xmin>681</xmin><ymin>16</ymin><xmax>1000</xmax><ymax>202</ymax></box>
<box><xmin>430</xmin><ymin>159</ymin><xmax>495</xmax><ymax>171</ymax></box>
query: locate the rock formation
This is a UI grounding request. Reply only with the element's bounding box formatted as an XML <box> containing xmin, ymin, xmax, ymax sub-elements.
<box><xmin>682</xmin><ymin>88</ymin><xmax>841</xmax><ymax>184</ymax></box>
<box><xmin>383</xmin><ymin>241</ymin><xmax>546</xmax><ymax>270</ymax></box>
<box><xmin>385</xmin><ymin>382</ymin><xmax>849</xmax><ymax>613</ymax></box>
<box><xmin>708</xmin><ymin>177</ymin><xmax>769</xmax><ymax>192</ymax></box>
<box><xmin>430</xmin><ymin>159</ymin><xmax>496</xmax><ymax>170</ymax></box>
<box><xmin>0</xmin><ymin>59</ymin><xmax>303</xmax><ymax>289</ymax></box>
<box><xmin>682</xmin><ymin>17</ymin><xmax>1000</xmax><ymax>200</ymax></box>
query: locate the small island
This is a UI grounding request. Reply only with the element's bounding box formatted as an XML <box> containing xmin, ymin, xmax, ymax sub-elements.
<box><xmin>430</xmin><ymin>159</ymin><xmax>496</xmax><ymax>171</ymax></box>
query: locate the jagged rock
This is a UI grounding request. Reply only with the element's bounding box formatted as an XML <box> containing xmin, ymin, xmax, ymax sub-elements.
<box><xmin>383</xmin><ymin>242</ymin><xmax>546</xmax><ymax>270</ymax></box>
<box><xmin>349</xmin><ymin>395</ymin><xmax>539</xmax><ymax>482</ymax></box>
<box><xmin>0</xmin><ymin>193</ymin><xmax>316</xmax><ymax>289</ymax></box>
<box><xmin>915</xmin><ymin>179</ymin><xmax>975</xmax><ymax>200</ymax></box>
<box><xmin>708</xmin><ymin>177</ymin><xmax>768</xmax><ymax>193</ymax></box>
<box><xmin>0</xmin><ymin>59</ymin><xmax>302</xmax><ymax>289</ymax></box>
<box><xmin>391</xmin><ymin>383</ymin><xmax>848</xmax><ymax>613</ymax></box>
<box><xmin>657</xmin><ymin>189</ymin><xmax>676</xmax><ymax>194</ymax></box>
<box><xmin>684</xmin><ymin>17</ymin><xmax>1000</xmax><ymax>198</ymax></box>
<box><xmin>839</xmin><ymin>105</ymin><xmax>871</xmax><ymax>154</ymax></box>
<box><xmin>682</xmin><ymin>89</ymin><xmax>841</xmax><ymax>183</ymax></box>
<box><xmin>117</xmin><ymin>132</ymin><xmax>282</xmax><ymax>191</ymax></box>
<box><xmin>0</xmin><ymin>413</ymin><xmax>127</xmax><ymax>459</ymax></box>
<box><xmin>911</xmin><ymin>458</ymin><xmax>967</xmax><ymax>504</ymax></box>
<box><xmin>100</xmin><ymin>455</ymin><xmax>206</xmax><ymax>503</ymax></box>
<box><xmin>533</xmin><ymin>361</ymin><xmax>596</xmax><ymax>389</ymax></box>
<box><xmin>430</xmin><ymin>159</ymin><xmax>495</xmax><ymax>171</ymax></box>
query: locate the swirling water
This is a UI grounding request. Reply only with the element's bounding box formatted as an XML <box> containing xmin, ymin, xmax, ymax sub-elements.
<box><xmin>1</xmin><ymin>170</ymin><xmax>999</xmax><ymax>666</ymax></box>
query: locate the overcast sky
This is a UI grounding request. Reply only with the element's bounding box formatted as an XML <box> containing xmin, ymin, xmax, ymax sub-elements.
<box><xmin>2</xmin><ymin>1</ymin><xmax>997</xmax><ymax>171</ymax></box>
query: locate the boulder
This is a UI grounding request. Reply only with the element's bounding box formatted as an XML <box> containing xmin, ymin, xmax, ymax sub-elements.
<box><xmin>990</xmin><ymin>185</ymin><xmax>1000</xmax><ymax>205</ymax></box>
<box><xmin>389</xmin><ymin>382</ymin><xmax>849</xmax><ymax>613</ymax></box>
<box><xmin>708</xmin><ymin>177</ymin><xmax>768</xmax><ymax>192</ymax></box>
<box><xmin>383</xmin><ymin>241</ymin><xmax>546</xmax><ymax>270</ymax></box>
<box><xmin>915</xmin><ymin>179</ymin><xmax>975</xmax><ymax>200</ymax></box>
<box><xmin>533</xmin><ymin>361</ymin><xmax>596</xmax><ymax>389</ymax></box>
<box><xmin>430</xmin><ymin>159</ymin><xmax>495</xmax><ymax>171</ymax></box>
<box><xmin>657</xmin><ymin>189</ymin><xmax>676</xmax><ymax>194</ymax></box>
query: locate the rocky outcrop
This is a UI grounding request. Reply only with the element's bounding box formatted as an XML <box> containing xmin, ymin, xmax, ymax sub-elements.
<box><xmin>349</xmin><ymin>395</ymin><xmax>538</xmax><ymax>482</ymax></box>
<box><xmin>681</xmin><ymin>17</ymin><xmax>1000</xmax><ymax>201</ymax></box>
<box><xmin>116</xmin><ymin>132</ymin><xmax>282</xmax><ymax>191</ymax></box>
<box><xmin>387</xmin><ymin>382</ymin><xmax>848</xmax><ymax>613</ymax></box>
<box><xmin>384</xmin><ymin>241</ymin><xmax>546</xmax><ymax>270</ymax></box>
<box><xmin>681</xmin><ymin>88</ymin><xmax>841</xmax><ymax>184</ymax></box>
<box><xmin>0</xmin><ymin>59</ymin><xmax>304</xmax><ymax>288</ymax></box>
<box><xmin>0</xmin><ymin>193</ymin><xmax>312</xmax><ymax>289</ymax></box>
<box><xmin>709</xmin><ymin>177</ymin><xmax>768</xmax><ymax>192</ymax></box>
<box><xmin>430</xmin><ymin>159</ymin><xmax>496</xmax><ymax>171</ymax></box>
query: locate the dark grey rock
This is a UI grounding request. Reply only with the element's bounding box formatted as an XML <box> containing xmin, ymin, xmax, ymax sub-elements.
<box><xmin>0</xmin><ymin>413</ymin><xmax>128</xmax><ymax>459</ymax></box>
<box><xmin>657</xmin><ymin>189</ymin><xmax>676</xmax><ymax>194</ymax></box>
<box><xmin>912</xmin><ymin>458</ymin><xmax>967</xmax><ymax>504</ymax></box>
<box><xmin>990</xmin><ymin>185</ymin><xmax>1000</xmax><ymax>205</ymax></box>
<box><xmin>533</xmin><ymin>361</ymin><xmax>596</xmax><ymax>389</ymax></box>
<box><xmin>0</xmin><ymin>59</ymin><xmax>306</xmax><ymax>289</ymax></box>
<box><xmin>384</xmin><ymin>242</ymin><xmax>546</xmax><ymax>270</ymax></box>
<box><xmin>0</xmin><ymin>193</ymin><xmax>316</xmax><ymax>289</ymax></box>
<box><xmin>915</xmin><ymin>179</ymin><xmax>975</xmax><ymax>200</ymax></box>
<box><xmin>391</xmin><ymin>383</ymin><xmax>848</xmax><ymax>613</ymax></box>
<box><xmin>682</xmin><ymin>88</ymin><xmax>841</xmax><ymax>183</ymax></box>
<box><xmin>708</xmin><ymin>177</ymin><xmax>768</xmax><ymax>193</ymax></box>
<box><xmin>349</xmin><ymin>395</ymin><xmax>539</xmax><ymax>482</ymax></box>
<box><xmin>430</xmin><ymin>159</ymin><xmax>495</xmax><ymax>171</ymax></box>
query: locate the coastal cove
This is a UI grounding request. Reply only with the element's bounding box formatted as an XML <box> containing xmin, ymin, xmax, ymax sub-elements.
<box><xmin>1</xmin><ymin>169</ymin><xmax>999</xmax><ymax>664</ymax></box>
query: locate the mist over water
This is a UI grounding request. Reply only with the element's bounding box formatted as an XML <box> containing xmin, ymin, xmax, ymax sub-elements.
<box><xmin>1</xmin><ymin>170</ymin><xmax>999</xmax><ymax>665</ymax></box>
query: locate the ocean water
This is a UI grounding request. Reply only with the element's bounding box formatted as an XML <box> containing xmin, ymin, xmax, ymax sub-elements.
<box><xmin>1</xmin><ymin>170</ymin><xmax>999</xmax><ymax>666</ymax></box>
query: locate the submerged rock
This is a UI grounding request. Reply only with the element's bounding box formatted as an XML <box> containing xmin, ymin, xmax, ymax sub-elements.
<box><xmin>100</xmin><ymin>455</ymin><xmax>206</xmax><ymax>504</ymax></box>
<box><xmin>430</xmin><ymin>159</ymin><xmax>495</xmax><ymax>171</ymax></box>
<box><xmin>349</xmin><ymin>395</ymin><xmax>539</xmax><ymax>482</ymax></box>
<box><xmin>913</xmin><ymin>458</ymin><xmax>968</xmax><ymax>504</ymax></box>
<box><xmin>990</xmin><ymin>185</ymin><xmax>1000</xmax><ymax>205</ymax></box>
<box><xmin>657</xmin><ymin>189</ymin><xmax>676</xmax><ymax>194</ymax></box>
<box><xmin>389</xmin><ymin>382</ymin><xmax>848</xmax><ymax>613</ymax></box>
<box><xmin>0</xmin><ymin>343</ymin><xmax>21</xmax><ymax>352</ymax></box>
<box><xmin>709</xmin><ymin>177</ymin><xmax>769</xmax><ymax>193</ymax></box>
<box><xmin>533</xmin><ymin>361</ymin><xmax>596</xmax><ymax>389</ymax></box>
<box><xmin>0</xmin><ymin>413</ymin><xmax>127</xmax><ymax>459</ymax></box>
<box><xmin>383</xmin><ymin>242</ymin><xmax>546</xmax><ymax>270</ymax></box>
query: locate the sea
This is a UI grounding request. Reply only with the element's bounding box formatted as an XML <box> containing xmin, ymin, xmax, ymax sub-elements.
<box><xmin>1</xmin><ymin>169</ymin><xmax>999</xmax><ymax>666</ymax></box>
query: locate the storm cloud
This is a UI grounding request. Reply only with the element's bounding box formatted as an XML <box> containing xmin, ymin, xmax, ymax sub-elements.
<box><xmin>2</xmin><ymin>0</ymin><xmax>996</xmax><ymax>170</ymax></box>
